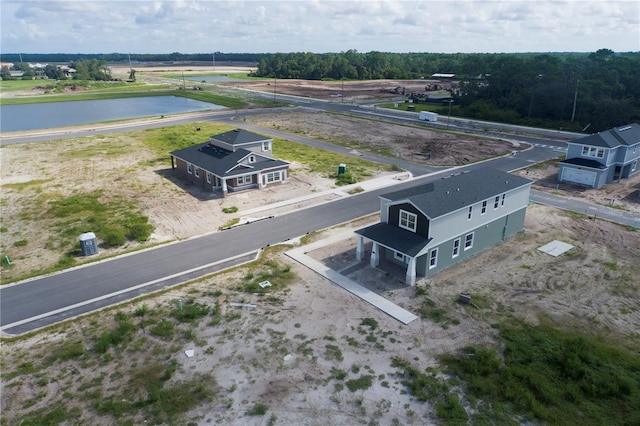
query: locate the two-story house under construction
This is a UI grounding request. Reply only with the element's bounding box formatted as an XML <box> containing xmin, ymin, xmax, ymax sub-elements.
<box><xmin>558</xmin><ymin>123</ymin><xmax>640</xmax><ymax>188</ymax></box>
<box><xmin>355</xmin><ymin>168</ymin><xmax>532</xmax><ymax>285</ymax></box>
<box><xmin>170</xmin><ymin>129</ymin><xmax>290</xmax><ymax>196</ymax></box>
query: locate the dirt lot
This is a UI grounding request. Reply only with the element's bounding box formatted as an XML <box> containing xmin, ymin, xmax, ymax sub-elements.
<box><xmin>1</xmin><ymin>81</ymin><xmax>640</xmax><ymax>423</ymax></box>
<box><xmin>1</xmin><ymin>203</ymin><xmax>638</xmax><ymax>425</ymax></box>
<box><xmin>222</xmin><ymin>78</ymin><xmax>450</xmax><ymax>103</ymax></box>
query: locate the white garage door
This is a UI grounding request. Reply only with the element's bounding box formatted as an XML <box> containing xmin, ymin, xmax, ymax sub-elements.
<box><xmin>562</xmin><ymin>168</ymin><xmax>596</xmax><ymax>186</ymax></box>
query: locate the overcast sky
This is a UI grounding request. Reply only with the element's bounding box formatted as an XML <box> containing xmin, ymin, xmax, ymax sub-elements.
<box><xmin>1</xmin><ymin>0</ymin><xmax>639</xmax><ymax>54</ymax></box>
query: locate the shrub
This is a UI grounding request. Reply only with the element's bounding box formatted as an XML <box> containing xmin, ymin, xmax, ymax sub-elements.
<box><xmin>125</xmin><ymin>217</ymin><xmax>153</xmax><ymax>242</ymax></box>
<box><xmin>345</xmin><ymin>375</ymin><xmax>373</xmax><ymax>392</ymax></box>
<box><xmin>247</xmin><ymin>403</ymin><xmax>268</xmax><ymax>415</ymax></box>
<box><xmin>101</xmin><ymin>227</ymin><xmax>127</xmax><ymax>247</ymax></box>
<box><xmin>150</xmin><ymin>320</ymin><xmax>175</xmax><ymax>340</ymax></box>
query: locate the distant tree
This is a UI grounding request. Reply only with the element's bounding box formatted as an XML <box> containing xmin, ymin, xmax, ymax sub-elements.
<box><xmin>71</xmin><ymin>59</ymin><xmax>111</xmax><ymax>81</ymax></box>
<box><xmin>43</xmin><ymin>64</ymin><xmax>65</xmax><ymax>80</ymax></box>
<box><xmin>128</xmin><ymin>68</ymin><xmax>136</xmax><ymax>82</ymax></box>
<box><xmin>0</xmin><ymin>66</ymin><xmax>12</xmax><ymax>80</ymax></box>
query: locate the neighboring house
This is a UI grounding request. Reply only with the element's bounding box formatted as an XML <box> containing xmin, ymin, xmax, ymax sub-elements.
<box><xmin>558</xmin><ymin>123</ymin><xmax>640</xmax><ymax>188</ymax></box>
<box><xmin>170</xmin><ymin>129</ymin><xmax>289</xmax><ymax>196</ymax></box>
<box><xmin>355</xmin><ymin>168</ymin><xmax>532</xmax><ymax>286</ymax></box>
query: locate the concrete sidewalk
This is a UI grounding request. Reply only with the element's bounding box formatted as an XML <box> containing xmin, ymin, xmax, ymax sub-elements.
<box><xmin>285</xmin><ymin>231</ymin><xmax>418</xmax><ymax>325</ymax></box>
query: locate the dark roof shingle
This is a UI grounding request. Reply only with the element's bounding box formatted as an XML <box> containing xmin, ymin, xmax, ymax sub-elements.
<box><xmin>211</xmin><ymin>129</ymin><xmax>271</xmax><ymax>146</ymax></box>
<box><xmin>382</xmin><ymin>168</ymin><xmax>531</xmax><ymax>219</ymax></box>
<box><xmin>570</xmin><ymin>123</ymin><xmax>640</xmax><ymax>148</ymax></box>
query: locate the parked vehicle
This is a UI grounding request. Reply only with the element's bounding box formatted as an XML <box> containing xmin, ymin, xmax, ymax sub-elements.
<box><xmin>419</xmin><ymin>111</ymin><xmax>438</xmax><ymax>122</ymax></box>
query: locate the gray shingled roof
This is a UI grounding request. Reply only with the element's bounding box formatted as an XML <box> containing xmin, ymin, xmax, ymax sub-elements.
<box><xmin>355</xmin><ymin>223</ymin><xmax>431</xmax><ymax>257</ymax></box>
<box><xmin>382</xmin><ymin>168</ymin><xmax>531</xmax><ymax>219</ymax></box>
<box><xmin>561</xmin><ymin>158</ymin><xmax>607</xmax><ymax>169</ymax></box>
<box><xmin>569</xmin><ymin>123</ymin><xmax>640</xmax><ymax>148</ymax></box>
<box><xmin>211</xmin><ymin>129</ymin><xmax>270</xmax><ymax>146</ymax></box>
<box><xmin>170</xmin><ymin>142</ymin><xmax>288</xmax><ymax>177</ymax></box>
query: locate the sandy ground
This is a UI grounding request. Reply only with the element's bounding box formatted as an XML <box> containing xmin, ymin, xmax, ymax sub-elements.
<box><xmin>1</xmin><ymin>203</ymin><xmax>638</xmax><ymax>425</ymax></box>
<box><xmin>1</xmin><ymin>75</ymin><xmax>639</xmax><ymax>423</ymax></box>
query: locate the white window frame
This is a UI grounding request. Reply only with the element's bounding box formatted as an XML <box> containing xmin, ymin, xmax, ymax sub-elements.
<box><xmin>452</xmin><ymin>238</ymin><xmax>460</xmax><ymax>258</ymax></box>
<box><xmin>187</xmin><ymin>163</ymin><xmax>192</xmax><ymax>174</ymax></box>
<box><xmin>494</xmin><ymin>196</ymin><xmax>500</xmax><ymax>209</ymax></box>
<box><xmin>206</xmin><ymin>173</ymin><xmax>211</xmax><ymax>184</ymax></box>
<box><xmin>467</xmin><ymin>206</ymin><xmax>473</xmax><ymax>220</ymax></box>
<box><xmin>194</xmin><ymin>167</ymin><xmax>200</xmax><ymax>178</ymax></box>
<box><xmin>501</xmin><ymin>193</ymin><xmax>505</xmax><ymax>207</ymax></box>
<box><xmin>249</xmin><ymin>155</ymin><xmax>255</xmax><ymax>163</ymax></box>
<box><xmin>632</xmin><ymin>160</ymin><xmax>637</xmax><ymax>172</ymax></box>
<box><xmin>399</xmin><ymin>210</ymin><xmax>417</xmax><ymax>232</ymax></box>
<box><xmin>429</xmin><ymin>248</ymin><xmax>438</xmax><ymax>269</ymax></box>
<box><xmin>262</xmin><ymin>141</ymin><xmax>271</xmax><ymax>151</ymax></box>
<box><xmin>481</xmin><ymin>200</ymin><xmax>487</xmax><ymax>215</ymax></box>
<box><xmin>265</xmin><ymin>171</ymin><xmax>281</xmax><ymax>183</ymax></box>
<box><xmin>237</xmin><ymin>175</ymin><xmax>250</xmax><ymax>185</ymax></box>
<box><xmin>464</xmin><ymin>232</ymin><xmax>474</xmax><ymax>250</ymax></box>
<box><xmin>394</xmin><ymin>251</ymin><xmax>407</xmax><ymax>263</ymax></box>
<box><xmin>582</xmin><ymin>146</ymin><xmax>604</xmax><ymax>158</ymax></box>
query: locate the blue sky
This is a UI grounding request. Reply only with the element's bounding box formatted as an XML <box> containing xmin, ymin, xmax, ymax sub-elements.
<box><xmin>1</xmin><ymin>0</ymin><xmax>639</xmax><ymax>54</ymax></box>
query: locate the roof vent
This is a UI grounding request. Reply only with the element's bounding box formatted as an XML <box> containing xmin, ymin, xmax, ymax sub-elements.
<box><xmin>446</xmin><ymin>190</ymin><xmax>450</xmax><ymax>194</ymax></box>
<box><xmin>457</xmin><ymin>188</ymin><xmax>460</xmax><ymax>191</ymax></box>
<box><xmin>618</xmin><ymin>126</ymin><xmax>632</xmax><ymax>132</ymax></box>
<box><xmin>234</xmin><ymin>129</ymin><xmax>240</xmax><ymax>132</ymax></box>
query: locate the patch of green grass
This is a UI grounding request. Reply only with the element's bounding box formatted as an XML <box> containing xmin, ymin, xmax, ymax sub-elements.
<box><xmin>439</xmin><ymin>322</ymin><xmax>640</xmax><ymax>425</ymax></box>
<box><xmin>272</xmin><ymin>137</ymin><xmax>389</xmax><ymax>184</ymax></box>
<box><xmin>247</xmin><ymin>403</ymin><xmax>269</xmax><ymax>415</ymax></box>
<box><xmin>170</xmin><ymin>300</ymin><xmax>210</xmax><ymax>323</ymax></box>
<box><xmin>94</xmin><ymin>315</ymin><xmax>137</xmax><ymax>353</ymax></box>
<box><xmin>239</xmin><ymin>259</ymin><xmax>295</xmax><ymax>293</ymax></box>
<box><xmin>325</xmin><ymin>344</ymin><xmax>344</xmax><ymax>362</ymax></box>
<box><xmin>222</xmin><ymin>206</ymin><xmax>238</xmax><ymax>214</ymax></box>
<box><xmin>1</xmin><ymin>178</ymin><xmax>54</xmax><ymax>191</ymax></box>
<box><xmin>360</xmin><ymin>317</ymin><xmax>378</xmax><ymax>330</ymax></box>
<box><xmin>149</xmin><ymin>320</ymin><xmax>175</xmax><ymax>340</ymax></box>
<box><xmin>219</xmin><ymin>218</ymin><xmax>241</xmax><ymax>230</ymax></box>
<box><xmin>345</xmin><ymin>375</ymin><xmax>374</xmax><ymax>392</ymax></box>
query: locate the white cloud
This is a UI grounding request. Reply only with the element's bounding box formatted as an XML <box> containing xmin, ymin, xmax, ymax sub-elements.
<box><xmin>0</xmin><ymin>0</ymin><xmax>638</xmax><ymax>53</ymax></box>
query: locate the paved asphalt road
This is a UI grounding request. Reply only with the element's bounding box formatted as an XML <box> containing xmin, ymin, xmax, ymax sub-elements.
<box><xmin>1</xmin><ymin>95</ymin><xmax>635</xmax><ymax>335</ymax></box>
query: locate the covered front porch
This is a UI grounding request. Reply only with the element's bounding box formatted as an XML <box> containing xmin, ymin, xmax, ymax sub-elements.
<box><xmin>355</xmin><ymin>223</ymin><xmax>431</xmax><ymax>286</ymax></box>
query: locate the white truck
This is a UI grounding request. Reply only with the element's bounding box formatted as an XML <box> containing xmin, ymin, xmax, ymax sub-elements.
<box><xmin>419</xmin><ymin>111</ymin><xmax>438</xmax><ymax>122</ymax></box>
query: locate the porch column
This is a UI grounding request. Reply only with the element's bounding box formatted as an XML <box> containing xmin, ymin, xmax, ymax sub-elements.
<box><xmin>259</xmin><ymin>173</ymin><xmax>265</xmax><ymax>189</ymax></box>
<box><xmin>406</xmin><ymin>256</ymin><xmax>417</xmax><ymax>286</ymax></box>
<box><xmin>356</xmin><ymin>236</ymin><xmax>365</xmax><ymax>261</ymax></box>
<box><xmin>221</xmin><ymin>178</ymin><xmax>228</xmax><ymax>196</ymax></box>
<box><xmin>370</xmin><ymin>242</ymin><xmax>380</xmax><ymax>268</ymax></box>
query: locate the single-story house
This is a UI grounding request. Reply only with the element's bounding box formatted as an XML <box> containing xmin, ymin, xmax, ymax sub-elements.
<box><xmin>170</xmin><ymin>129</ymin><xmax>290</xmax><ymax>196</ymax></box>
<box><xmin>558</xmin><ymin>123</ymin><xmax>640</xmax><ymax>188</ymax></box>
<box><xmin>355</xmin><ymin>168</ymin><xmax>532</xmax><ymax>285</ymax></box>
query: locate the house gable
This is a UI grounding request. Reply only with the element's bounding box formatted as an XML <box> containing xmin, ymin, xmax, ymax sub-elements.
<box><xmin>560</xmin><ymin>123</ymin><xmax>640</xmax><ymax>188</ymax></box>
<box><xmin>355</xmin><ymin>168</ymin><xmax>532</xmax><ymax>285</ymax></box>
<box><xmin>387</xmin><ymin>202</ymin><xmax>429</xmax><ymax>236</ymax></box>
<box><xmin>209</xmin><ymin>129</ymin><xmax>272</xmax><ymax>155</ymax></box>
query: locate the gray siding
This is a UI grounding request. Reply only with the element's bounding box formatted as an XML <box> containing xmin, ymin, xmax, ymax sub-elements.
<box><xmin>417</xmin><ymin>207</ymin><xmax>527</xmax><ymax>278</ymax></box>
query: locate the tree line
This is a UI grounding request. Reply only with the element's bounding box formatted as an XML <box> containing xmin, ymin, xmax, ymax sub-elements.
<box><xmin>2</xmin><ymin>49</ymin><xmax>638</xmax><ymax>131</ymax></box>
<box><xmin>253</xmin><ymin>49</ymin><xmax>639</xmax><ymax>132</ymax></box>
<box><xmin>1</xmin><ymin>52</ymin><xmax>265</xmax><ymax>64</ymax></box>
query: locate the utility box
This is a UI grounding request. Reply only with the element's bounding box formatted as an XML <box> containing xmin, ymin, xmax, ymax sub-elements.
<box><xmin>419</xmin><ymin>111</ymin><xmax>438</xmax><ymax>122</ymax></box>
<box><xmin>79</xmin><ymin>232</ymin><xmax>99</xmax><ymax>256</ymax></box>
<box><xmin>338</xmin><ymin>164</ymin><xmax>347</xmax><ymax>175</ymax></box>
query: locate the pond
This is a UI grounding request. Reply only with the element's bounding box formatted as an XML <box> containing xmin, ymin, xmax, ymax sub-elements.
<box><xmin>0</xmin><ymin>96</ymin><xmax>224</xmax><ymax>132</ymax></box>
